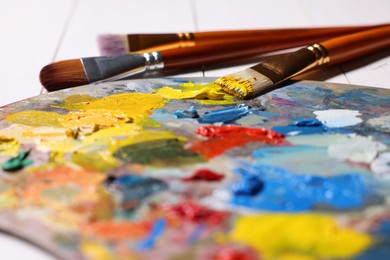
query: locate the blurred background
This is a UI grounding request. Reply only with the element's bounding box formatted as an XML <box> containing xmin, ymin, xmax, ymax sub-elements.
<box><xmin>0</xmin><ymin>0</ymin><xmax>389</xmax><ymax>258</ymax></box>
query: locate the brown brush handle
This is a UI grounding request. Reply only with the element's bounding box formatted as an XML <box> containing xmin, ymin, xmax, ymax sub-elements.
<box><xmin>134</xmin><ymin>24</ymin><xmax>388</xmax><ymax>52</ymax></box>
<box><xmin>161</xmin><ymin>25</ymin><xmax>387</xmax><ymax>70</ymax></box>
<box><xmin>193</xmin><ymin>24</ymin><xmax>386</xmax><ymax>41</ymax></box>
<box><xmin>321</xmin><ymin>25</ymin><xmax>390</xmax><ymax>64</ymax></box>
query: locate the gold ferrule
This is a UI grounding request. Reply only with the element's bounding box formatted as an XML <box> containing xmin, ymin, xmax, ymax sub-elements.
<box><xmin>306</xmin><ymin>44</ymin><xmax>330</xmax><ymax>67</ymax></box>
<box><xmin>287</xmin><ymin>43</ymin><xmax>330</xmax><ymax>79</ymax></box>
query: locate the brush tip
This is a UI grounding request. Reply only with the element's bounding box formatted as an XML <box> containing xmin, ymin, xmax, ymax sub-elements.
<box><xmin>215</xmin><ymin>68</ymin><xmax>274</xmax><ymax>99</ymax></box>
<box><xmin>97</xmin><ymin>34</ymin><xmax>128</xmax><ymax>55</ymax></box>
<box><xmin>39</xmin><ymin>59</ymin><xmax>89</xmax><ymax>92</ymax></box>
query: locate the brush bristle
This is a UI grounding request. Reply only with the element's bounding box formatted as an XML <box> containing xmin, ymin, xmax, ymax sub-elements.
<box><xmin>97</xmin><ymin>34</ymin><xmax>128</xmax><ymax>55</ymax></box>
<box><xmin>214</xmin><ymin>68</ymin><xmax>273</xmax><ymax>99</ymax></box>
<box><xmin>39</xmin><ymin>59</ymin><xmax>88</xmax><ymax>92</ymax></box>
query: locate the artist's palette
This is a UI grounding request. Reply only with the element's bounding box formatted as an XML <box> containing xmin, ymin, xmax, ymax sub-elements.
<box><xmin>0</xmin><ymin>78</ymin><xmax>389</xmax><ymax>259</ymax></box>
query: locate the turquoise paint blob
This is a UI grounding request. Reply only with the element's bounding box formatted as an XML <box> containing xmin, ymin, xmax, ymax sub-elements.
<box><xmin>2</xmin><ymin>150</ymin><xmax>33</xmax><ymax>172</ymax></box>
<box><xmin>198</xmin><ymin>104</ymin><xmax>250</xmax><ymax>124</ymax></box>
<box><xmin>229</xmin><ymin>163</ymin><xmax>381</xmax><ymax>212</ymax></box>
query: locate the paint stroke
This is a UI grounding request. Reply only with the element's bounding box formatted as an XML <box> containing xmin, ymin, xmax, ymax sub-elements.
<box><xmin>182</xmin><ymin>169</ymin><xmax>224</xmax><ymax>182</ymax></box>
<box><xmin>230</xmin><ymin>214</ymin><xmax>372</xmax><ymax>259</ymax></box>
<box><xmin>57</xmin><ymin>93</ymin><xmax>168</xmax><ymax>119</ymax></box>
<box><xmin>2</xmin><ymin>150</ymin><xmax>33</xmax><ymax>172</ymax></box>
<box><xmin>272</xmin><ymin>119</ymin><xmax>328</xmax><ymax>136</ymax></box>
<box><xmin>189</xmin><ymin>126</ymin><xmax>285</xmax><ymax>159</ymax></box>
<box><xmin>155</xmin><ymin>82</ymin><xmax>235</xmax><ymax>105</ymax></box>
<box><xmin>175</xmin><ymin>106</ymin><xmax>200</xmax><ymax>119</ymax></box>
<box><xmin>108</xmin><ymin>175</ymin><xmax>168</xmax><ymax>210</ymax></box>
<box><xmin>113</xmin><ymin>138</ymin><xmax>203</xmax><ymax>165</ymax></box>
<box><xmin>229</xmin><ymin>163</ymin><xmax>381</xmax><ymax>211</ymax></box>
<box><xmin>162</xmin><ymin>200</ymin><xmax>228</xmax><ymax>225</ymax></box>
<box><xmin>328</xmin><ymin>135</ymin><xmax>386</xmax><ymax>164</ymax></box>
<box><xmin>198</xmin><ymin>104</ymin><xmax>250</xmax><ymax>124</ymax></box>
<box><xmin>137</xmin><ymin>218</ymin><xmax>166</xmax><ymax>250</ymax></box>
<box><xmin>252</xmin><ymin>144</ymin><xmax>371</xmax><ymax>176</ymax></box>
<box><xmin>314</xmin><ymin>109</ymin><xmax>362</xmax><ymax>127</ymax></box>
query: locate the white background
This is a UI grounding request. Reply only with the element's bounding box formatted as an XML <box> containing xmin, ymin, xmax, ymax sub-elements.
<box><xmin>0</xmin><ymin>0</ymin><xmax>389</xmax><ymax>258</ymax></box>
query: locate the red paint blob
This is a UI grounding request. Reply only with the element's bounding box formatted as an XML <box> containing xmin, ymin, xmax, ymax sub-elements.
<box><xmin>189</xmin><ymin>125</ymin><xmax>285</xmax><ymax>158</ymax></box>
<box><xmin>182</xmin><ymin>168</ymin><xmax>224</xmax><ymax>182</ymax></box>
<box><xmin>162</xmin><ymin>201</ymin><xmax>228</xmax><ymax>225</ymax></box>
<box><xmin>213</xmin><ymin>246</ymin><xmax>259</xmax><ymax>260</ymax></box>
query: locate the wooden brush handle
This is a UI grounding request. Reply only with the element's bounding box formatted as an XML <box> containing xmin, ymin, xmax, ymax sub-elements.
<box><xmin>321</xmin><ymin>25</ymin><xmax>390</xmax><ymax>64</ymax></box>
<box><xmin>194</xmin><ymin>24</ymin><xmax>385</xmax><ymax>41</ymax></box>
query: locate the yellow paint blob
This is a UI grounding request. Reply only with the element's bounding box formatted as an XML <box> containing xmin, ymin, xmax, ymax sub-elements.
<box><xmin>0</xmin><ymin>136</ymin><xmax>20</xmax><ymax>155</ymax></box>
<box><xmin>155</xmin><ymin>82</ymin><xmax>236</xmax><ymax>105</ymax></box>
<box><xmin>62</xmin><ymin>94</ymin><xmax>97</xmax><ymax>104</ymax></box>
<box><xmin>81</xmin><ymin>241</ymin><xmax>116</xmax><ymax>260</ymax></box>
<box><xmin>6</xmin><ymin>110</ymin><xmax>64</xmax><ymax>127</ymax></box>
<box><xmin>57</xmin><ymin>93</ymin><xmax>167</xmax><ymax>119</ymax></box>
<box><xmin>59</xmin><ymin>110</ymin><xmax>132</xmax><ymax>130</ymax></box>
<box><xmin>229</xmin><ymin>214</ymin><xmax>372</xmax><ymax>259</ymax></box>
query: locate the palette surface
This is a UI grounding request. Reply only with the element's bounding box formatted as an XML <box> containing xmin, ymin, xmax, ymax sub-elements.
<box><xmin>0</xmin><ymin>78</ymin><xmax>389</xmax><ymax>259</ymax></box>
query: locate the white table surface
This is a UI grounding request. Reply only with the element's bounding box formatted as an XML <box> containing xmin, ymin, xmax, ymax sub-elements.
<box><xmin>0</xmin><ymin>0</ymin><xmax>389</xmax><ymax>258</ymax></box>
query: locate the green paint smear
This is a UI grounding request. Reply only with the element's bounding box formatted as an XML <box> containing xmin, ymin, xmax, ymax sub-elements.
<box><xmin>113</xmin><ymin>138</ymin><xmax>203</xmax><ymax>166</ymax></box>
<box><xmin>2</xmin><ymin>150</ymin><xmax>33</xmax><ymax>172</ymax></box>
<box><xmin>71</xmin><ymin>152</ymin><xmax>119</xmax><ymax>172</ymax></box>
<box><xmin>41</xmin><ymin>185</ymin><xmax>81</xmax><ymax>204</ymax></box>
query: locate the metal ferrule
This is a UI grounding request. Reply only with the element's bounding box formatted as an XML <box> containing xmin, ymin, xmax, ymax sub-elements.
<box><xmin>177</xmin><ymin>32</ymin><xmax>195</xmax><ymax>48</ymax></box>
<box><xmin>143</xmin><ymin>52</ymin><xmax>164</xmax><ymax>72</ymax></box>
<box><xmin>84</xmin><ymin>52</ymin><xmax>164</xmax><ymax>83</ymax></box>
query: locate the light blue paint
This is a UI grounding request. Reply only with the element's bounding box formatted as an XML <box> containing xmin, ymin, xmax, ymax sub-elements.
<box><xmin>252</xmin><ymin>145</ymin><xmax>370</xmax><ymax>176</ymax></box>
<box><xmin>230</xmin><ymin>163</ymin><xmax>381</xmax><ymax>212</ymax></box>
<box><xmin>175</xmin><ymin>106</ymin><xmax>200</xmax><ymax>119</ymax></box>
<box><xmin>198</xmin><ymin>104</ymin><xmax>250</xmax><ymax>124</ymax></box>
<box><xmin>138</xmin><ymin>218</ymin><xmax>166</xmax><ymax>250</ymax></box>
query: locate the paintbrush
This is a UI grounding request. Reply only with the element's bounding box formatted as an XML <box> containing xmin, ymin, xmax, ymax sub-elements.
<box><xmin>40</xmin><ymin>25</ymin><xmax>390</xmax><ymax>92</ymax></box>
<box><xmin>214</xmin><ymin>25</ymin><xmax>390</xmax><ymax>99</ymax></box>
<box><xmin>97</xmin><ymin>24</ymin><xmax>385</xmax><ymax>54</ymax></box>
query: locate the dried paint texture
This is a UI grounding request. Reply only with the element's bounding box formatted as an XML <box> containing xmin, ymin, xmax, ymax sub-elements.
<box><xmin>230</xmin><ymin>214</ymin><xmax>372</xmax><ymax>259</ymax></box>
<box><xmin>59</xmin><ymin>110</ymin><xmax>132</xmax><ymax>129</ymax></box>
<box><xmin>190</xmin><ymin>126</ymin><xmax>285</xmax><ymax>158</ymax></box>
<box><xmin>155</xmin><ymin>82</ymin><xmax>235</xmax><ymax>105</ymax></box>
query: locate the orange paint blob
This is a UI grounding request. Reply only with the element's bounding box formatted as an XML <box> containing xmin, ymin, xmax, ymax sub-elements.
<box><xmin>81</xmin><ymin>221</ymin><xmax>152</xmax><ymax>241</ymax></box>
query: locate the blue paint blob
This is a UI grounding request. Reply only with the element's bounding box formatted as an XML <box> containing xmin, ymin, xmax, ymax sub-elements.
<box><xmin>229</xmin><ymin>163</ymin><xmax>381</xmax><ymax>212</ymax></box>
<box><xmin>175</xmin><ymin>106</ymin><xmax>200</xmax><ymax>119</ymax></box>
<box><xmin>272</xmin><ymin>118</ymin><xmax>328</xmax><ymax>135</ymax></box>
<box><xmin>295</xmin><ymin>119</ymin><xmax>323</xmax><ymax>127</ymax></box>
<box><xmin>138</xmin><ymin>218</ymin><xmax>166</xmax><ymax>250</ymax></box>
<box><xmin>110</xmin><ymin>174</ymin><xmax>168</xmax><ymax>203</ymax></box>
<box><xmin>198</xmin><ymin>104</ymin><xmax>250</xmax><ymax>124</ymax></box>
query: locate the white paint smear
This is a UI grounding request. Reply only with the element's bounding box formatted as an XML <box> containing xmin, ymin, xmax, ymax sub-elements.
<box><xmin>313</xmin><ymin>109</ymin><xmax>362</xmax><ymax>128</ymax></box>
<box><xmin>328</xmin><ymin>135</ymin><xmax>386</xmax><ymax>164</ymax></box>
